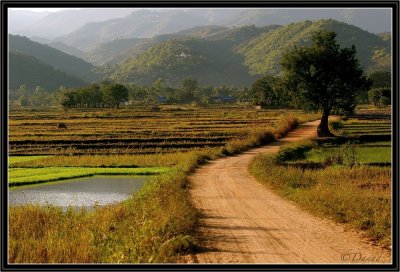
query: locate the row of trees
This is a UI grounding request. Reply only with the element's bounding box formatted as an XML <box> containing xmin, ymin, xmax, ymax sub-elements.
<box><xmin>128</xmin><ymin>78</ymin><xmax>250</xmax><ymax>105</ymax></box>
<box><xmin>58</xmin><ymin>82</ymin><xmax>128</xmax><ymax>109</ymax></box>
<box><xmin>12</xmin><ymin>67</ymin><xmax>389</xmax><ymax>111</ymax></box>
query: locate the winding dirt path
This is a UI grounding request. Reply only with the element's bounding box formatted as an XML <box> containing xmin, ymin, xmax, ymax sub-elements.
<box><xmin>182</xmin><ymin>120</ymin><xmax>391</xmax><ymax>264</ymax></box>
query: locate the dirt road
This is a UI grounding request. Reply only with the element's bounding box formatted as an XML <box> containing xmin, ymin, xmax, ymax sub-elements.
<box><xmin>182</xmin><ymin>120</ymin><xmax>391</xmax><ymax>264</ymax></box>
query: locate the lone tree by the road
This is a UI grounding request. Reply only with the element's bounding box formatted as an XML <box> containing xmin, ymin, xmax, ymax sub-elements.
<box><xmin>281</xmin><ymin>30</ymin><xmax>371</xmax><ymax>137</ymax></box>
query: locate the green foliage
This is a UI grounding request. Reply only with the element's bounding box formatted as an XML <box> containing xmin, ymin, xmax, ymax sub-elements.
<box><xmin>101</xmin><ymin>83</ymin><xmax>129</xmax><ymax>108</ymax></box>
<box><xmin>250</xmin><ymin>75</ymin><xmax>288</xmax><ymax>107</ymax></box>
<box><xmin>368</xmin><ymin>88</ymin><xmax>391</xmax><ymax>108</ymax></box>
<box><xmin>281</xmin><ymin>30</ymin><xmax>371</xmax><ymax>136</ymax></box>
<box><xmin>58</xmin><ymin>83</ymin><xmax>129</xmax><ymax>109</ymax></box>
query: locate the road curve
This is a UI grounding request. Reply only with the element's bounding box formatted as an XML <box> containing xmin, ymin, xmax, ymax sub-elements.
<box><xmin>182</xmin><ymin>120</ymin><xmax>391</xmax><ymax>264</ymax></box>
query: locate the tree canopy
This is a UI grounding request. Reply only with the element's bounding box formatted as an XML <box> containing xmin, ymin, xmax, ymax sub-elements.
<box><xmin>250</xmin><ymin>75</ymin><xmax>288</xmax><ymax>107</ymax></box>
<box><xmin>281</xmin><ymin>30</ymin><xmax>371</xmax><ymax>137</ymax></box>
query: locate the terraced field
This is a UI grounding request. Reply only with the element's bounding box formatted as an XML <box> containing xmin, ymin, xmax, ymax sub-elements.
<box><xmin>9</xmin><ymin>106</ymin><xmax>292</xmax><ymax>155</ymax></box>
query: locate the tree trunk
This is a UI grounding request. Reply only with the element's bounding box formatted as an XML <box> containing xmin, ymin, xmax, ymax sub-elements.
<box><xmin>317</xmin><ymin>111</ymin><xmax>334</xmax><ymax>137</ymax></box>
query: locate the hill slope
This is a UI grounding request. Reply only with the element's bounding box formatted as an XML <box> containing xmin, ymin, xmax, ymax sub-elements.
<box><xmin>236</xmin><ymin>19</ymin><xmax>391</xmax><ymax>75</ymax></box>
<box><xmin>109</xmin><ymin>20</ymin><xmax>390</xmax><ymax>86</ymax></box>
<box><xmin>9</xmin><ymin>35</ymin><xmax>98</xmax><ymax>82</ymax></box>
<box><xmin>9</xmin><ymin>51</ymin><xmax>86</xmax><ymax>90</ymax></box>
<box><xmin>109</xmin><ymin>25</ymin><xmax>278</xmax><ymax>86</ymax></box>
<box><xmin>55</xmin><ymin>9</ymin><xmax>215</xmax><ymax>51</ymax></box>
<box><xmin>221</xmin><ymin>9</ymin><xmax>391</xmax><ymax>34</ymax></box>
<box><xmin>50</xmin><ymin>8</ymin><xmax>390</xmax><ymax>54</ymax></box>
<box><xmin>10</xmin><ymin>8</ymin><xmax>135</xmax><ymax>39</ymax></box>
<box><xmin>85</xmin><ymin>25</ymin><xmax>241</xmax><ymax>66</ymax></box>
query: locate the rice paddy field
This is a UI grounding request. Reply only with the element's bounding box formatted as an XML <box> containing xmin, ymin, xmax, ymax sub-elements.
<box><xmin>313</xmin><ymin>110</ymin><xmax>392</xmax><ymax>165</ymax></box>
<box><xmin>9</xmin><ymin>106</ymin><xmax>301</xmax><ymax>156</ymax></box>
<box><xmin>9</xmin><ymin>105</ymin><xmax>315</xmax><ymax>263</ymax></box>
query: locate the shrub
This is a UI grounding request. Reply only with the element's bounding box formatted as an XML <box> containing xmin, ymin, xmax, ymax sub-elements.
<box><xmin>368</xmin><ymin>87</ymin><xmax>391</xmax><ymax>108</ymax></box>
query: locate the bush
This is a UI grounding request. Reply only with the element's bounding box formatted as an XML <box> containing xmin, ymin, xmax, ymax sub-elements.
<box><xmin>368</xmin><ymin>87</ymin><xmax>391</xmax><ymax>108</ymax></box>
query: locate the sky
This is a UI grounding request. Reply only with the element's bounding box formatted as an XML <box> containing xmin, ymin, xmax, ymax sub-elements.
<box><xmin>10</xmin><ymin>8</ymin><xmax>80</xmax><ymax>12</ymax></box>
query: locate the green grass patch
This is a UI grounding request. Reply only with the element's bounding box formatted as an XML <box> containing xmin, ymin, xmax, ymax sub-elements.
<box><xmin>8</xmin><ymin>167</ymin><xmax>170</xmax><ymax>186</ymax></box>
<box><xmin>306</xmin><ymin>144</ymin><xmax>391</xmax><ymax>164</ymax></box>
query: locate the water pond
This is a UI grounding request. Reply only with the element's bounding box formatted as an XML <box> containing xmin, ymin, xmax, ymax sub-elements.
<box><xmin>9</xmin><ymin>176</ymin><xmax>146</xmax><ymax>209</ymax></box>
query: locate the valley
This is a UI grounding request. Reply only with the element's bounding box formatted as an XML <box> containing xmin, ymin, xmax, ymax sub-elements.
<box><xmin>5</xmin><ymin>7</ymin><xmax>394</xmax><ymax>265</ymax></box>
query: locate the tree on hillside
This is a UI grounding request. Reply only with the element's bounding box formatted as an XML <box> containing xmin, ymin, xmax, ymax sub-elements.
<box><xmin>281</xmin><ymin>30</ymin><xmax>371</xmax><ymax>137</ymax></box>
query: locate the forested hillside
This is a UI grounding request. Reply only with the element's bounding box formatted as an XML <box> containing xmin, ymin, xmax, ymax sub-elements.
<box><xmin>84</xmin><ymin>25</ymin><xmax>233</xmax><ymax>66</ymax></box>
<box><xmin>236</xmin><ymin>19</ymin><xmax>391</xmax><ymax>75</ymax></box>
<box><xmin>109</xmin><ymin>20</ymin><xmax>390</xmax><ymax>86</ymax></box>
<box><xmin>9</xmin><ymin>35</ymin><xmax>99</xmax><ymax>82</ymax></box>
<box><xmin>109</xmin><ymin>25</ymin><xmax>279</xmax><ymax>86</ymax></box>
<box><xmin>9</xmin><ymin>51</ymin><xmax>86</xmax><ymax>90</ymax></box>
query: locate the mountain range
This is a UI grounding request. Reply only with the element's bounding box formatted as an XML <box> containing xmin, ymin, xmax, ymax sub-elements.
<box><xmin>8</xmin><ymin>9</ymin><xmax>392</xmax><ymax>91</ymax></box>
<box><xmin>108</xmin><ymin>19</ymin><xmax>390</xmax><ymax>87</ymax></box>
<box><xmin>10</xmin><ymin>8</ymin><xmax>391</xmax><ymax>46</ymax></box>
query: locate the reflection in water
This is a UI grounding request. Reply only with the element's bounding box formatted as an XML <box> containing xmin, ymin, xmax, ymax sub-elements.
<box><xmin>9</xmin><ymin>176</ymin><xmax>146</xmax><ymax>208</ymax></box>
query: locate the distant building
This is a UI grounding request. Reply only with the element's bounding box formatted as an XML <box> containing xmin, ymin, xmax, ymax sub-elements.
<box><xmin>156</xmin><ymin>95</ymin><xmax>168</xmax><ymax>103</ymax></box>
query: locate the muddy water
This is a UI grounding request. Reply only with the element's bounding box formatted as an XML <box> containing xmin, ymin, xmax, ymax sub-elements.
<box><xmin>9</xmin><ymin>176</ymin><xmax>146</xmax><ymax>209</ymax></box>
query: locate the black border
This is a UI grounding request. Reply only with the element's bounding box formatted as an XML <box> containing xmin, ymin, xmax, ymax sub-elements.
<box><xmin>1</xmin><ymin>1</ymin><xmax>399</xmax><ymax>271</ymax></box>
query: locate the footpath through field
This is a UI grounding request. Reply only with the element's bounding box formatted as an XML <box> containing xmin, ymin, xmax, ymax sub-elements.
<box><xmin>182</xmin><ymin>120</ymin><xmax>391</xmax><ymax>264</ymax></box>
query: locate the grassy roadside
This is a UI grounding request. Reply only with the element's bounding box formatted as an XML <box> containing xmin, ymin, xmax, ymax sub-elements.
<box><xmin>9</xmin><ymin>113</ymin><xmax>318</xmax><ymax>263</ymax></box>
<box><xmin>249</xmin><ymin>134</ymin><xmax>392</xmax><ymax>248</ymax></box>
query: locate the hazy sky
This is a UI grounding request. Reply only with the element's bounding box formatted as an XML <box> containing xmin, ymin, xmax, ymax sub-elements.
<box><xmin>10</xmin><ymin>8</ymin><xmax>80</xmax><ymax>12</ymax></box>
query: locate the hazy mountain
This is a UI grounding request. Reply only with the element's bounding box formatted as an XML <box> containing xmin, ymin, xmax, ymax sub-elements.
<box><xmin>9</xmin><ymin>35</ymin><xmax>98</xmax><ymax>82</ymax></box>
<box><xmin>47</xmin><ymin>41</ymin><xmax>85</xmax><ymax>58</ymax></box>
<box><xmin>54</xmin><ymin>9</ymin><xmax>220</xmax><ymax>51</ymax></box>
<box><xmin>8</xmin><ymin>10</ymin><xmax>50</xmax><ymax>34</ymax></box>
<box><xmin>236</xmin><ymin>19</ymin><xmax>391</xmax><ymax>75</ymax></box>
<box><xmin>220</xmin><ymin>9</ymin><xmax>392</xmax><ymax>34</ymax></box>
<box><xmin>48</xmin><ymin>8</ymin><xmax>391</xmax><ymax>53</ymax></box>
<box><xmin>109</xmin><ymin>25</ymin><xmax>279</xmax><ymax>86</ymax></box>
<box><xmin>9</xmin><ymin>8</ymin><xmax>138</xmax><ymax>39</ymax></box>
<box><xmin>9</xmin><ymin>51</ymin><xmax>86</xmax><ymax>90</ymax></box>
<box><xmin>377</xmin><ymin>32</ymin><xmax>391</xmax><ymax>42</ymax></box>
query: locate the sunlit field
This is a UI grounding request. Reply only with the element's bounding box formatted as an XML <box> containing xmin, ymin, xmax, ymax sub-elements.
<box><xmin>249</xmin><ymin>109</ymin><xmax>392</xmax><ymax>248</ymax></box>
